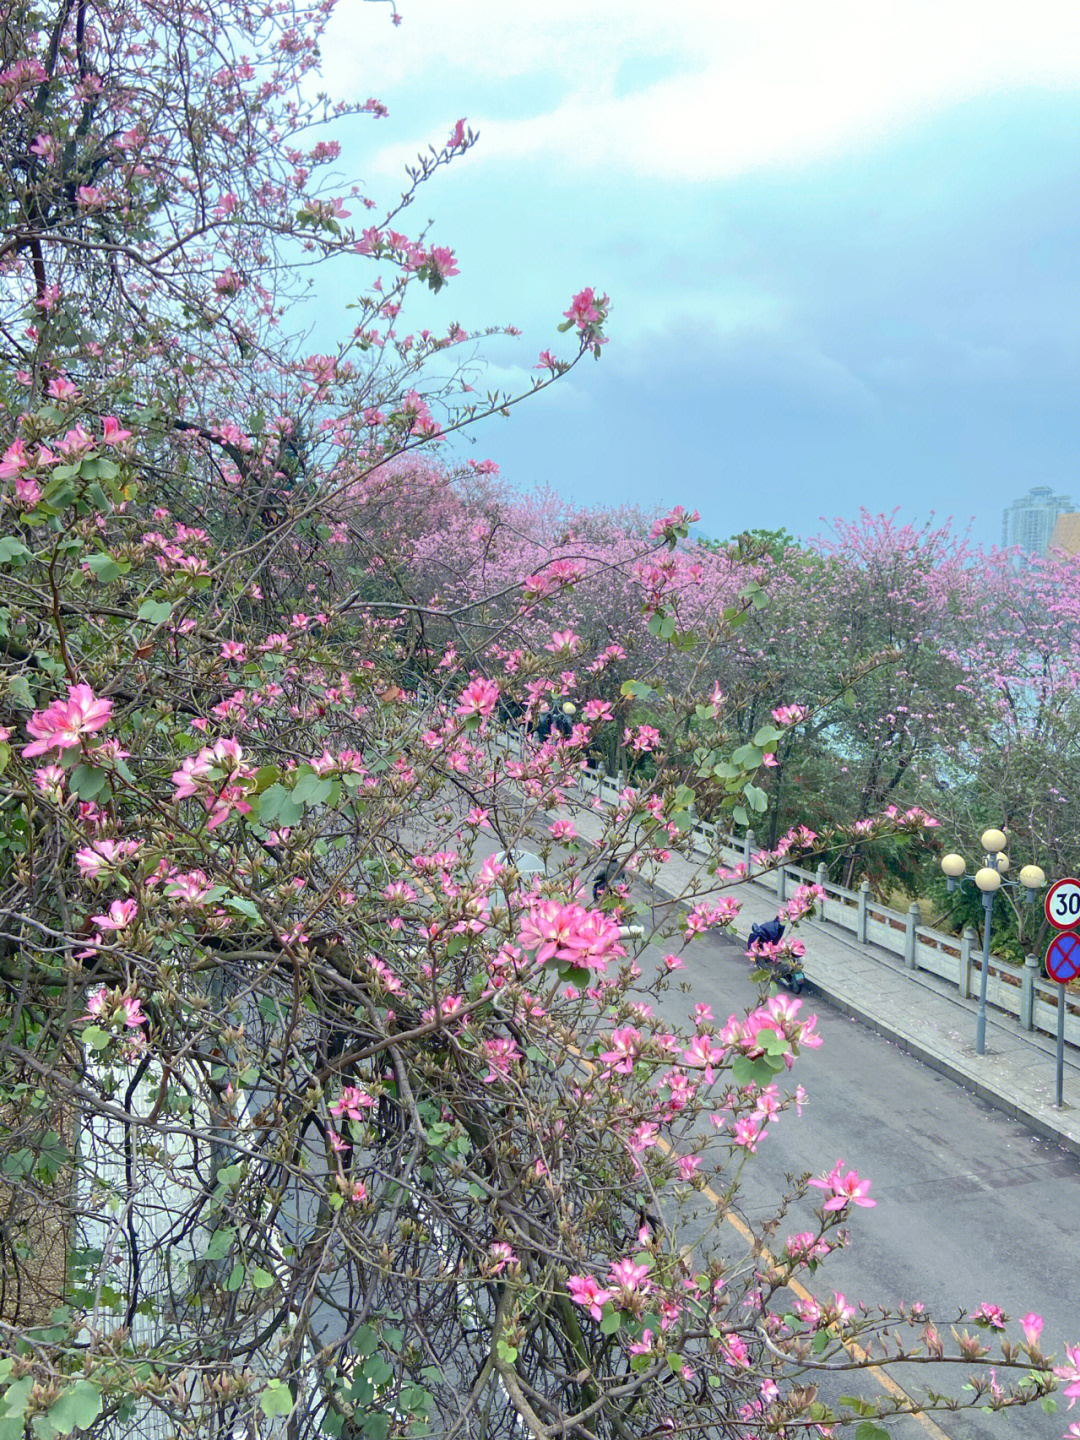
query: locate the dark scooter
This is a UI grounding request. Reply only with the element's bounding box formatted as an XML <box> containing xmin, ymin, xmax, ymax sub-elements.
<box><xmin>746</xmin><ymin>918</ymin><xmax>805</xmax><ymax>995</ymax></box>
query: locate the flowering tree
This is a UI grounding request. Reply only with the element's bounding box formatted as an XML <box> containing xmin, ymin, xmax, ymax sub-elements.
<box><xmin>0</xmin><ymin>4</ymin><xmax>1078</xmax><ymax>1439</ymax></box>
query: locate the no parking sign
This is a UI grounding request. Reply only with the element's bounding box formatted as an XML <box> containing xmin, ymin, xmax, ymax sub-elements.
<box><xmin>1045</xmin><ymin>931</ymin><xmax>1080</xmax><ymax>985</ymax></box>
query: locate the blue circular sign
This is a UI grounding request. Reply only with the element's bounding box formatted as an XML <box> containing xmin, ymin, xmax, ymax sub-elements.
<box><xmin>1045</xmin><ymin>931</ymin><xmax>1080</xmax><ymax>984</ymax></box>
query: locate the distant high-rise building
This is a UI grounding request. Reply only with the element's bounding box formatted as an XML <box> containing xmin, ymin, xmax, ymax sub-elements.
<box><xmin>1001</xmin><ymin>486</ymin><xmax>1075</xmax><ymax>555</ymax></box>
<box><xmin>1050</xmin><ymin>513</ymin><xmax>1080</xmax><ymax>556</ymax></box>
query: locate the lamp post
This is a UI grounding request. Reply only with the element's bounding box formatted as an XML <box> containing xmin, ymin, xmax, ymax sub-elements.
<box><xmin>940</xmin><ymin>830</ymin><xmax>1046</xmax><ymax>1055</ymax></box>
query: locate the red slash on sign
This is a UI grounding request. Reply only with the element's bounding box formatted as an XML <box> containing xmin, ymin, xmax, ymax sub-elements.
<box><xmin>1045</xmin><ymin>931</ymin><xmax>1080</xmax><ymax>985</ymax></box>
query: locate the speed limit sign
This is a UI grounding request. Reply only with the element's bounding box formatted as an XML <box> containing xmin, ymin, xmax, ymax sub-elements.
<box><xmin>1045</xmin><ymin>878</ymin><xmax>1080</xmax><ymax>930</ymax></box>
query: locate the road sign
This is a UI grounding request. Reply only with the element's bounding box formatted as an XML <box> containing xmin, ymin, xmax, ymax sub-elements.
<box><xmin>1045</xmin><ymin>931</ymin><xmax>1080</xmax><ymax>984</ymax></box>
<box><xmin>1044</xmin><ymin>877</ymin><xmax>1080</xmax><ymax>930</ymax></box>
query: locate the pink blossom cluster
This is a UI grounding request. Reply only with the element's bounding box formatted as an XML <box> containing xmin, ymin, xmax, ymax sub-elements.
<box><xmin>23</xmin><ymin>683</ymin><xmax>113</xmax><ymax>758</ymax></box>
<box><xmin>518</xmin><ymin>899</ymin><xmax>626</xmax><ymax>972</ymax></box>
<box><xmin>456</xmin><ymin>676</ymin><xmax>499</xmax><ymax>721</ymax></box>
<box><xmin>171</xmin><ymin>737</ymin><xmax>255</xmax><ymax>830</ymax></box>
<box><xmin>780</xmin><ymin>883</ymin><xmax>827</xmax><ymax>924</ymax></box>
<box><xmin>683</xmin><ymin>897</ymin><xmax>740</xmax><ymax>940</ymax></box>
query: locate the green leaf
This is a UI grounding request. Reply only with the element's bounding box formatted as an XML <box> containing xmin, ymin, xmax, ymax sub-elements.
<box><xmin>225</xmin><ymin>1262</ymin><xmax>245</xmax><ymax>1291</ymax></box>
<box><xmin>8</xmin><ymin>674</ymin><xmax>33</xmax><ymax>709</ymax></box>
<box><xmin>619</xmin><ymin>679</ymin><xmax>658</xmax><ymax>700</ymax></box>
<box><xmin>599</xmin><ymin>1307</ymin><xmax>622</xmax><ymax>1335</ymax></box>
<box><xmin>250</xmin><ymin>1265</ymin><xmax>274</xmax><ymax>1289</ymax></box>
<box><xmin>752</xmin><ymin>724</ymin><xmax>784</xmax><ymax>747</ymax></box>
<box><xmin>259</xmin><ymin>1380</ymin><xmax>294</xmax><ymax>1418</ymax></box>
<box><xmin>855</xmin><ymin>1425</ymin><xmax>890</xmax><ymax>1440</ymax></box>
<box><xmin>136</xmin><ymin>598</ymin><xmax>173</xmax><ymax>624</ymax></box>
<box><xmin>86</xmin><ymin>551</ymin><xmax>127</xmax><ymax>582</ymax></box>
<box><xmin>204</xmin><ymin>1228</ymin><xmax>235</xmax><ymax>1260</ymax></box>
<box><xmin>46</xmin><ymin>1381</ymin><xmax>102</xmax><ymax>1435</ymax></box>
<box><xmin>363</xmin><ymin>1355</ymin><xmax>393</xmax><ymax>1386</ymax></box>
<box><xmin>225</xmin><ymin>896</ymin><xmax>261</xmax><ymax>921</ymax></box>
<box><xmin>351</xmin><ymin>1325</ymin><xmax>378</xmax><ymax>1357</ymax></box>
<box><xmin>253</xmin><ymin>783</ymin><xmax>302</xmax><ymax>827</ymax></box>
<box><xmin>292</xmin><ymin>771</ymin><xmax>332</xmax><ymax>807</ymax></box>
<box><xmin>82</xmin><ymin>1025</ymin><xmax>112</xmax><ymax>1053</ymax></box>
<box><xmin>0</xmin><ymin>538</ymin><xmax>30</xmax><ymax>566</ymax></box>
<box><xmin>0</xmin><ymin>1376</ymin><xmax>35</xmax><ymax>1421</ymax></box>
<box><xmin>253</xmin><ymin>764</ymin><xmax>279</xmax><ymax>791</ymax></box>
<box><xmin>559</xmin><ymin>965</ymin><xmax>591</xmax><ymax>989</ymax></box>
<box><xmin>743</xmin><ymin>783</ymin><xmax>768</xmax><ymax>813</ymax></box>
<box><xmin>69</xmin><ymin>764</ymin><xmax>106</xmax><ymax>800</ymax></box>
<box><xmin>730</xmin><ymin>742</ymin><xmax>763</xmax><ymax>769</ymax></box>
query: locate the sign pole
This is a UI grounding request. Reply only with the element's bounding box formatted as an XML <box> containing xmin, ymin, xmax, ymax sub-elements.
<box><xmin>1057</xmin><ymin>984</ymin><xmax>1067</xmax><ymax>1109</ymax></box>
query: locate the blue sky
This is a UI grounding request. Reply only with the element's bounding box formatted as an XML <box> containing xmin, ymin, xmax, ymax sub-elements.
<box><xmin>319</xmin><ymin>1</ymin><xmax>1080</xmax><ymax>548</ymax></box>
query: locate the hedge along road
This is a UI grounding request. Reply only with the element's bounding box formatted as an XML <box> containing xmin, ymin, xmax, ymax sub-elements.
<box><xmin>467</xmin><ymin>830</ymin><xmax>1079</xmax><ymax>1440</ymax></box>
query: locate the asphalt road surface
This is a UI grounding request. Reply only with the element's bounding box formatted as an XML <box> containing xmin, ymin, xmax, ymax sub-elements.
<box><xmin>647</xmin><ymin>919</ymin><xmax>1080</xmax><ymax>1440</ymax></box>
<box><xmin>465</xmin><ymin>830</ymin><xmax>1079</xmax><ymax>1440</ymax></box>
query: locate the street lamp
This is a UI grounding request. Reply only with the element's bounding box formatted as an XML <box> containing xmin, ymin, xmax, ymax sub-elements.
<box><xmin>940</xmin><ymin>831</ymin><xmax>1046</xmax><ymax>1055</ymax></box>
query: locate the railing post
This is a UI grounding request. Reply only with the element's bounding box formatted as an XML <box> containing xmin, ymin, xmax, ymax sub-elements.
<box><xmin>959</xmin><ymin>924</ymin><xmax>976</xmax><ymax>999</ymax></box>
<box><xmin>904</xmin><ymin>901</ymin><xmax>920</xmax><ymax>970</ymax></box>
<box><xmin>857</xmin><ymin>880</ymin><xmax>870</xmax><ymax>944</ymax></box>
<box><xmin>1021</xmin><ymin>953</ymin><xmax>1038</xmax><ymax>1031</ymax></box>
<box><xmin>815</xmin><ymin>863</ymin><xmax>829</xmax><ymax>920</ymax></box>
<box><xmin>744</xmin><ymin>829</ymin><xmax>756</xmax><ymax>871</ymax></box>
<box><xmin>777</xmin><ymin>864</ymin><xmax>787</xmax><ymax>903</ymax></box>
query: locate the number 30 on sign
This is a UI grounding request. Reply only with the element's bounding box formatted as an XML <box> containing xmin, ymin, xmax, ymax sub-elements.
<box><xmin>1045</xmin><ymin>878</ymin><xmax>1080</xmax><ymax>930</ymax></box>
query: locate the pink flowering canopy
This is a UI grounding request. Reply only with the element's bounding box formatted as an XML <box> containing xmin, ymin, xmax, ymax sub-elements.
<box><xmin>0</xmin><ymin>2</ymin><xmax>1073</xmax><ymax>1437</ymax></box>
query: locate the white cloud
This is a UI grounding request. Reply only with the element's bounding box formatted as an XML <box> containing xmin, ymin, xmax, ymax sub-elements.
<box><xmin>330</xmin><ymin>0</ymin><xmax>1080</xmax><ymax>182</ymax></box>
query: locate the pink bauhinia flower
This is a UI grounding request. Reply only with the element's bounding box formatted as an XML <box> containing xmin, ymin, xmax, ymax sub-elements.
<box><xmin>808</xmin><ymin>1159</ymin><xmax>876</xmax><ymax>1211</ymax></box>
<box><xmin>90</xmin><ymin>898</ymin><xmax>138</xmax><ymax>931</ymax></box>
<box><xmin>14</xmin><ymin>476</ymin><xmax>41</xmax><ymax>506</ymax></box>
<box><xmin>330</xmin><ymin>1085</ymin><xmax>375</xmax><ymax>1121</ymax></box>
<box><xmin>0</xmin><ymin>437</ymin><xmax>28</xmax><ymax>478</ymax></box>
<box><xmin>563</xmin><ymin>288</ymin><xmax>600</xmax><ymax>328</ymax></box>
<box><xmin>771</xmin><ymin>703</ymin><xmax>808</xmax><ymax>725</ymax></box>
<box><xmin>456</xmin><ymin>676</ymin><xmax>499</xmax><ymax>720</ymax></box>
<box><xmin>23</xmin><ymin>683</ymin><xmax>113</xmax><ymax>757</ymax></box>
<box><xmin>76</xmin><ymin>838</ymin><xmax>141</xmax><ymax>878</ymax></box>
<box><xmin>482</xmin><ymin>1037</ymin><xmax>520</xmax><ymax>1083</ymax></box>
<box><xmin>566</xmin><ymin>1274</ymin><xmax>611</xmax><ymax>1321</ymax></box>
<box><xmin>32</xmin><ymin>764</ymin><xmax>65</xmax><ymax>800</ymax></box>
<box><xmin>1054</xmin><ymin>1343</ymin><xmax>1080</xmax><ymax>1407</ymax></box>
<box><xmin>101</xmin><ymin>415</ymin><xmax>132</xmax><ymax>445</ymax></box>
<box><xmin>488</xmin><ymin>1242</ymin><xmax>517</xmax><ymax>1275</ymax></box>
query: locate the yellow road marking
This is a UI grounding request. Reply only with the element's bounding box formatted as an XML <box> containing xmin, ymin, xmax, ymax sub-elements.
<box><xmin>654</xmin><ymin>1131</ymin><xmax>951</xmax><ymax>1440</ymax></box>
<box><xmin>563</xmin><ymin>1036</ymin><xmax>948</xmax><ymax>1438</ymax></box>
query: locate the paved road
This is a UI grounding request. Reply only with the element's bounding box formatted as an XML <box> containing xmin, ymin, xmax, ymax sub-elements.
<box><xmin>466</xmin><ymin>831</ymin><xmax>1079</xmax><ymax>1440</ymax></box>
<box><xmin>648</xmin><ymin>923</ymin><xmax>1079</xmax><ymax>1440</ymax></box>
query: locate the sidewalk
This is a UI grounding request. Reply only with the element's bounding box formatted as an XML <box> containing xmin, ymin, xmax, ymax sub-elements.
<box><xmin>564</xmin><ymin>801</ymin><xmax>1080</xmax><ymax>1157</ymax></box>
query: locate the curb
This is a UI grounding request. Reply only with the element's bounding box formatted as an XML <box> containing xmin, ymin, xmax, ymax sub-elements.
<box><xmin>796</xmin><ymin>975</ymin><xmax>1080</xmax><ymax>1159</ymax></box>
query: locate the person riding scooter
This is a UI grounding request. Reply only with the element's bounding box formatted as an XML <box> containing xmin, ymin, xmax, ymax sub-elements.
<box><xmin>746</xmin><ymin>917</ymin><xmax>805</xmax><ymax>994</ymax></box>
